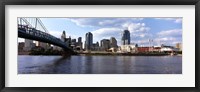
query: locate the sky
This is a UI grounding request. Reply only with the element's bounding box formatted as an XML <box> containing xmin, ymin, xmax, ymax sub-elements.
<box><xmin>18</xmin><ymin>17</ymin><xmax>182</xmax><ymax>47</ymax></box>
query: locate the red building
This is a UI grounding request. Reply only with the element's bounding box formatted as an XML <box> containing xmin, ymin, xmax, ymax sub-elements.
<box><xmin>137</xmin><ymin>47</ymin><xmax>161</xmax><ymax>53</ymax></box>
<box><xmin>137</xmin><ymin>47</ymin><xmax>150</xmax><ymax>52</ymax></box>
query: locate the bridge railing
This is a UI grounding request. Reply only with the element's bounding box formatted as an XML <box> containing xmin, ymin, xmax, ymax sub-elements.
<box><xmin>18</xmin><ymin>17</ymin><xmax>73</xmax><ymax>52</ymax></box>
<box><xmin>18</xmin><ymin>24</ymin><xmax>68</xmax><ymax>48</ymax></box>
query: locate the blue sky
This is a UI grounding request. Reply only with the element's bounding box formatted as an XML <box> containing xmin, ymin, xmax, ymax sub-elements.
<box><xmin>19</xmin><ymin>17</ymin><xmax>182</xmax><ymax>46</ymax></box>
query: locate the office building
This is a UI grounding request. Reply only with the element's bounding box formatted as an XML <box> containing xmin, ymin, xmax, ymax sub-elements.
<box><xmin>23</xmin><ymin>39</ymin><xmax>34</xmax><ymax>51</ymax></box>
<box><xmin>100</xmin><ymin>39</ymin><xmax>110</xmax><ymax>51</ymax></box>
<box><xmin>92</xmin><ymin>42</ymin><xmax>100</xmax><ymax>51</ymax></box>
<box><xmin>61</xmin><ymin>30</ymin><xmax>66</xmax><ymax>42</ymax></box>
<box><xmin>121</xmin><ymin>29</ymin><xmax>130</xmax><ymax>45</ymax></box>
<box><xmin>110</xmin><ymin>37</ymin><xmax>118</xmax><ymax>48</ymax></box>
<box><xmin>71</xmin><ymin>39</ymin><xmax>77</xmax><ymax>50</ymax></box>
<box><xmin>85</xmin><ymin>32</ymin><xmax>93</xmax><ymax>50</ymax></box>
<box><xmin>36</xmin><ymin>41</ymin><xmax>49</xmax><ymax>50</ymax></box>
<box><xmin>77</xmin><ymin>37</ymin><xmax>83</xmax><ymax>50</ymax></box>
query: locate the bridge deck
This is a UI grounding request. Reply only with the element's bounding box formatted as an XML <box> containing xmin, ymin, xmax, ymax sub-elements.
<box><xmin>18</xmin><ymin>25</ymin><xmax>73</xmax><ymax>52</ymax></box>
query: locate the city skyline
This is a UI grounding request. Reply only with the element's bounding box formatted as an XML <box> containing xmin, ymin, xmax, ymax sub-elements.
<box><xmin>18</xmin><ymin>17</ymin><xmax>182</xmax><ymax>47</ymax></box>
<box><xmin>17</xmin><ymin>18</ymin><xmax>183</xmax><ymax>74</ymax></box>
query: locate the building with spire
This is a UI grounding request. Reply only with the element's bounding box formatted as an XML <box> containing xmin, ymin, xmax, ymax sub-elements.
<box><xmin>61</xmin><ymin>30</ymin><xmax>66</xmax><ymax>42</ymax></box>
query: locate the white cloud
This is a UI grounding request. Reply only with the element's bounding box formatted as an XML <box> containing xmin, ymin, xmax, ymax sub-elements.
<box><xmin>157</xmin><ymin>29</ymin><xmax>182</xmax><ymax>37</ymax></box>
<box><xmin>91</xmin><ymin>28</ymin><xmax>122</xmax><ymax>43</ymax></box>
<box><xmin>154</xmin><ymin>37</ymin><xmax>180</xmax><ymax>46</ymax></box>
<box><xmin>155</xmin><ymin>18</ymin><xmax>182</xmax><ymax>23</ymax></box>
<box><xmin>91</xmin><ymin>22</ymin><xmax>151</xmax><ymax>46</ymax></box>
<box><xmin>66</xmin><ymin>18</ymin><xmax>181</xmax><ymax>46</ymax></box>
<box><xmin>121</xmin><ymin>22</ymin><xmax>151</xmax><ymax>45</ymax></box>
<box><xmin>67</xmin><ymin>18</ymin><xmax>151</xmax><ymax>45</ymax></box>
<box><xmin>175</xmin><ymin>18</ymin><xmax>182</xmax><ymax>23</ymax></box>
<box><xmin>49</xmin><ymin>31</ymin><xmax>77</xmax><ymax>39</ymax></box>
<box><xmin>68</xmin><ymin>18</ymin><xmax>144</xmax><ymax>28</ymax></box>
<box><xmin>154</xmin><ymin>29</ymin><xmax>182</xmax><ymax>46</ymax></box>
<box><xmin>132</xmin><ymin>29</ymin><xmax>182</xmax><ymax>46</ymax></box>
<box><xmin>49</xmin><ymin>31</ymin><xmax>62</xmax><ymax>38</ymax></box>
<box><xmin>122</xmin><ymin>22</ymin><xmax>150</xmax><ymax>33</ymax></box>
<box><xmin>155</xmin><ymin>37</ymin><xmax>177</xmax><ymax>41</ymax></box>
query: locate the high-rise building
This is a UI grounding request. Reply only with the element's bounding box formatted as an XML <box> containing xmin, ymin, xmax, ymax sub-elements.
<box><xmin>92</xmin><ymin>42</ymin><xmax>100</xmax><ymax>51</ymax></box>
<box><xmin>121</xmin><ymin>29</ymin><xmax>130</xmax><ymax>45</ymax></box>
<box><xmin>23</xmin><ymin>39</ymin><xmax>34</xmax><ymax>51</ymax></box>
<box><xmin>96</xmin><ymin>42</ymin><xmax>99</xmax><ymax>47</ymax></box>
<box><xmin>71</xmin><ymin>39</ymin><xmax>76</xmax><ymax>46</ymax></box>
<box><xmin>78</xmin><ymin>37</ymin><xmax>82</xmax><ymax>43</ymax></box>
<box><xmin>100</xmin><ymin>39</ymin><xmax>110</xmax><ymax>51</ymax></box>
<box><xmin>110</xmin><ymin>37</ymin><xmax>118</xmax><ymax>48</ymax></box>
<box><xmin>77</xmin><ymin>37</ymin><xmax>83</xmax><ymax>49</ymax></box>
<box><xmin>65</xmin><ymin>36</ymin><xmax>71</xmax><ymax>47</ymax></box>
<box><xmin>61</xmin><ymin>30</ymin><xmax>66</xmax><ymax>42</ymax></box>
<box><xmin>85</xmin><ymin>32</ymin><xmax>93</xmax><ymax>50</ymax></box>
<box><xmin>71</xmin><ymin>39</ymin><xmax>77</xmax><ymax>50</ymax></box>
<box><xmin>36</xmin><ymin>41</ymin><xmax>49</xmax><ymax>50</ymax></box>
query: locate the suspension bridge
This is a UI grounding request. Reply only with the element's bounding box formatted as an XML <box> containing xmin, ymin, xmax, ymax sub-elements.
<box><xmin>18</xmin><ymin>18</ymin><xmax>74</xmax><ymax>54</ymax></box>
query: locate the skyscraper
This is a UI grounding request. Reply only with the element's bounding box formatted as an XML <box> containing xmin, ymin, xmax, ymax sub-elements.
<box><xmin>100</xmin><ymin>39</ymin><xmax>110</xmax><ymax>51</ymax></box>
<box><xmin>92</xmin><ymin>41</ymin><xmax>99</xmax><ymax>51</ymax></box>
<box><xmin>61</xmin><ymin>30</ymin><xmax>66</xmax><ymax>42</ymax></box>
<box><xmin>23</xmin><ymin>39</ymin><xmax>34</xmax><ymax>51</ymax></box>
<box><xmin>85</xmin><ymin>32</ymin><xmax>93</xmax><ymax>50</ymax></box>
<box><xmin>70</xmin><ymin>39</ymin><xmax>77</xmax><ymax>50</ymax></box>
<box><xmin>121</xmin><ymin>30</ymin><xmax>130</xmax><ymax>45</ymax></box>
<box><xmin>110</xmin><ymin>37</ymin><xmax>118</xmax><ymax>48</ymax></box>
<box><xmin>78</xmin><ymin>37</ymin><xmax>82</xmax><ymax>43</ymax></box>
<box><xmin>77</xmin><ymin>37</ymin><xmax>83</xmax><ymax>49</ymax></box>
<box><xmin>71</xmin><ymin>39</ymin><xmax>76</xmax><ymax>48</ymax></box>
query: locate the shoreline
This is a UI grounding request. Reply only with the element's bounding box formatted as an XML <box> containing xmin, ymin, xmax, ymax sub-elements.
<box><xmin>18</xmin><ymin>52</ymin><xmax>182</xmax><ymax>56</ymax></box>
<box><xmin>77</xmin><ymin>53</ymin><xmax>170</xmax><ymax>56</ymax></box>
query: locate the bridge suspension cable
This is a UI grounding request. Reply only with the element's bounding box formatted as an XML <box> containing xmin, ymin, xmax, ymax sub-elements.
<box><xmin>17</xmin><ymin>18</ymin><xmax>49</xmax><ymax>33</ymax></box>
<box><xmin>17</xmin><ymin>18</ymin><xmax>74</xmax><ymax>52</ymax></box>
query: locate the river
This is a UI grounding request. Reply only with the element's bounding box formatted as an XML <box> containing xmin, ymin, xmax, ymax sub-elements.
<box><xmin>18</xmin><ymin>55</ymin><xmax>182</xmax><ymax>74</ymax></box>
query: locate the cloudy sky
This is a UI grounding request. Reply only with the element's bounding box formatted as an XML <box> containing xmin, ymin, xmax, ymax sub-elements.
<box><xmin>19</xmin><ymin>17</ymin><xmax>182</xmax><ymax>46</ymax></box>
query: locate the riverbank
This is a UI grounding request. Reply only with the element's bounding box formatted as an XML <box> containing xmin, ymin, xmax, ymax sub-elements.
<box><xmin>18</xmin><ymin>51</ymin><xmax>181</xmax><ymax>56</ymax></box>
<box><xmin>78</xmin><ymin>52</ymin><xmax>170</xmax><ymax>56</ymax></box>
<box><xmin>18</xmin><ymin>51</ymin><xmax>30</xmax><ymax>55</ymax></box>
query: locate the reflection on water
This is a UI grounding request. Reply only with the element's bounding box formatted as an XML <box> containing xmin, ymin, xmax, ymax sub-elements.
<box><xmin>18</xmin><ymin>55</ymin><xmax>182</xmax><ymax>74</ymax></box>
